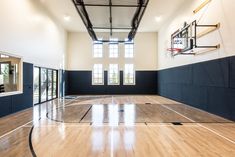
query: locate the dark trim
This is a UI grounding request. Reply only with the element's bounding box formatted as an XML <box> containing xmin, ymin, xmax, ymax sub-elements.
<box><xmin>28</xmin><ymin>126</ymin><xmax>37</xmax><ymax>157</ymax></box>
<box><xmin>79</xmin><ymin>105</ymin><xmax>92</xmax><ymax>122</ymax></box>
<box><xmin>65</xmin><ymin>70</ymin><xmax>157</xmax><ymax>95</ymax></box>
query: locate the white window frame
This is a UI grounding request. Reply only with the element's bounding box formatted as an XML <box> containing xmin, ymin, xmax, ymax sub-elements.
<box><xmin>109</xmin><ymin>39</ymin><xmax>119</xmax><ymax>58</ymax></box>
<box><xmin>93</xmin><ymin>41</ymin><xmax>103</xmax><ymax>58</ymax></box>
<box><xmin>108</xmin><ymin>64</ymin><xmax>120</xmax><ymax>85</ymax></box>
<box><xmin>124</xmin><ymin>39</ymin><xmax>134</xmax><ymax>58</ymax></box>
<box><xmin>123</xmin><ymin>64</ymin><xmax>135</xmax><ymax>85</ymax></box>
<box><xmin>125</xmin><ymin>43</ymin><xmax>134</xmax><ymax>58</ymax></box>
<box><xmin>92</xmin><ymin>64</ymin><xmax>104</xmax><ymax>85</ymax></box>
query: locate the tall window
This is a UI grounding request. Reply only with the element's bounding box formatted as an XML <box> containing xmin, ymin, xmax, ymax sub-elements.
<box><xmin>93</xmin><ymin>41</ymin><xmax>103</xmax><ymax>58</ymax></box>
<box><xmin>93</xmin><ymin>64</ymin><xmax>103</xmax><ymax>85</ymax></box>
<box><xmin>125</xmin><ymin>40</ymin><xmax>134</xmax><ymax>58</ymax></box>
<box><xmin>109</xmin><ymin>39</ymin><xmax>118</xmax><ymax>58</ymax></box>
<box><xmin>124</xmin><ymin>64</ymin><xmax>135</xmax><ymax>85</ymax></box>
<box><xmin>108</xmin><ymin>64</ymin><xmax>119</xmax><ymax>85</ymax></box>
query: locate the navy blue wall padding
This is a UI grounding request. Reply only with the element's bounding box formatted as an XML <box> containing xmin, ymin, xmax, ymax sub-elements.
<box><xmin>65</xmin><ymin>71</ymin><xmax>157</xmax><ymax>95</ymax></box>
<box><xmin>0</xmin><ymin>62</ymin><xmax>33</xmax><ymax>118</ymax></box>
<box><xmin>157</xmin><ymin>56</ymin><xmax>235</xmax><ymax>121</ymax></box>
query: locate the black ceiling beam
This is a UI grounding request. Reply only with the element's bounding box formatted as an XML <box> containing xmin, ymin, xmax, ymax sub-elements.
<box><xmin>72</xmin><ymin>0</ymin><xmax>149</xmax><ymax>43</ymax></box>
<box><xmin>109</xmin><ymin>0</ymin><xmax>113</xmax><ymax>36</ymax></box>
<box><xmin>128</xmin><ymin>0</ymin><xmax>149</xmax><ymax>41</ymax></box>
<box><xmin>93</xmin><ymin>27</ymin><xmax>131</xmax><ymax>30</ymax></box>
<box><xmin>72</xmin><ymin>0</ymin><xmax>98</xmax><ymax>40</ymax></box>
<box><xmin>75</xmin><ymin>4</ymin><xmax>147</xmax><ymax>7</ymax></box>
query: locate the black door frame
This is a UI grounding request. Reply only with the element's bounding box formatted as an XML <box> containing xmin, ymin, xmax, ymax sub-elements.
<box><xmin>33</xmin><ymin>66</ymin><xmax>58</xmax><ymax>105</ymax></box>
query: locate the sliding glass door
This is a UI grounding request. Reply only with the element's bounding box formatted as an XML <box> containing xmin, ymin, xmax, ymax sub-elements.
<box><xmin>53</xmin><ymin>70</ymin><xmax>57</xmax><ymax>99</ymax></box>
<box><xmin>41</xmin><ymin>68</ymin><xmax>47</xmax><ymax>102</ymax></box>
<box><xmin>33</xmin><ymin>67</ymin><xmax>58</xmax><ymax>105</ymax></box>
<box><xmin>48</xmin><ymin>69</ymin><xmax>53</xmax><ymax>100</ymax></box>
<box><xmin>33</xmin><ymin>67</ymin><xmax>40</xmax><ymax>104</ymax></box>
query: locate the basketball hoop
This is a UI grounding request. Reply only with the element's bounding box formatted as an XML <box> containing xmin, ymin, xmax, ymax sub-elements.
<box><xmin>166</xmin><ymin>48</ymin><xmax>182</xmax><ymax>57</ymax></box>
<box><xmin>167</xmin><ymin>48</ymin><xmax>182</xmax><ymax>54</ymax></box>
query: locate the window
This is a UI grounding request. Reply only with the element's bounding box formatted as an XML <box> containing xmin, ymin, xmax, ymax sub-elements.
<box><xmin>125</xmin><ymin>39</ymin><xmax>134</xmax><ymax>58</ymax></box>
<box><xmin>125</xmin><ymin>44</ymin><xmax>134</xmax><ymax>58</ymax></box>
<box><xmin>93</xmin><ymin>41</ymin><xmax>103</xmax><ymax>58</ymax></box>
<box><xmin>0</xmin><ymin>52</ymin><xmax>22</xmax><ymax>95</ymax></box>
<box><xmin>108</xmin><ymin>64</ymin><xmax>119</xmax><ymax>85</ymax></box>
<box><xmin>124</xmin><ymin>64</ymin><xmax>135</xmax><ymax>85</ymax></box>
<box><xmin>109</xmin><ymin>39</ymin><xmax>118</xmax><ymax>58</ymax></box>
<box><xmin>93</xmin><ymin>64</ymin><xmax>103</xmax><ymax>85</ymax></box>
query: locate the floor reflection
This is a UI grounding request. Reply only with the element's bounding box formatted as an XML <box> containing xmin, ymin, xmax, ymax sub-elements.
<box><xmin>92</xmin><ymin>105</ymin><xmax>104</xmax><ymax>126</ymax></box>
<box><xmin>108</xmin><ymin>104</ymin><xmax>119</xmax><ymax>126</ymax></box>
<box><xmin>124</xmin><ymin>104</ymin><xmax>135</xmax><ymax>126</ymax></box>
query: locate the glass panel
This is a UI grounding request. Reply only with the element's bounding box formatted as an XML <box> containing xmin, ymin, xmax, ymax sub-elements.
<box><xmin>93</xmin><ymin>43</ymin><xmax>103</xmax><ymax>58</ymax></box>
<box><xmin>33</xmin><ymin>67</ymin><xmax>40</xmax><ymax>104</ymax></box>
<box><xmin>93</xmin><ymin>64</ymin><xmax>103</xmax><ymax>85</ymax></box>
<box><xmin>108</xmin><ymin>64</ymin><xmax>119</xmax><ymax>85</ymax></box>
<box><xmin>124</xmin><ymin>64</ymin><xmax>135</xmax><ymax>85</ymax></box>
<box><xmin>48</xmin><ymin>69</ymin><xmax>53</xmax><ymax>100</ymax></box>
<box><xmin>53</xmin><ymin>70</ymin><xmax>57</xmax><ymax>98</ymax></box>
<box><xmin>40</xmin><ymin>68</ymin><xmax>47</xmax><ymax>102</ymax></box>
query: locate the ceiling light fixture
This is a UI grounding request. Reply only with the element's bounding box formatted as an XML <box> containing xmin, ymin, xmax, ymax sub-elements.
<box><xmin>155</xmin><ymin>16</ymin><xmax>162</xmax><ymax>22</ymax></box>
<box><xmin>64</xmin><ymin>15</ymin><xmax>71</xmax><ymax>21</ymax></box>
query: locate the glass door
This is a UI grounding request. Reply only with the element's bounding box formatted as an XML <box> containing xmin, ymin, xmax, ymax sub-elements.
<box><xmin>34</xmin><ymin>67</ymin><xmax>58</xmax><ymax>104</ymax></box>
<box><xmin>52</xmin><ymin>70</ymin><xmax>57</xmax><ymax>99</ymax></box>
<box><xmin>40</xmin><ymin>68</ymin><xmax>47</xmax><ymax>102</ymax></box>
<box><xmin>33</xmin><ymin>67</ymin><xmax>40</xmax><ymax>104</ymax></box>
<box><xmin>47</xmin><ymin>69</ymin><xmax>53</xmax><ymax>100</ymax></box>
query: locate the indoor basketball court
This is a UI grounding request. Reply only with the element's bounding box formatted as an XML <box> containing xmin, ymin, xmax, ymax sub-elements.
<box><xmin>0</xmin><ymin>0</ymin><xmax>235</xmax><ymax>157</ymax></box>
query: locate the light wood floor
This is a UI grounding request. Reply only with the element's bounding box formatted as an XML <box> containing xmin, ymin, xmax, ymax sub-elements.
<box><xmin>0</xmin><ymin>95</ymin><xmax>234</xmax><ymax>157</ymax></box>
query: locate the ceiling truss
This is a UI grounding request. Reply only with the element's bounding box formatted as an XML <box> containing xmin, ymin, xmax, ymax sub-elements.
<box><xmin>72</xmin><ymin>0</ymin><xmax>149</xmax><ymax>42</ymax></box>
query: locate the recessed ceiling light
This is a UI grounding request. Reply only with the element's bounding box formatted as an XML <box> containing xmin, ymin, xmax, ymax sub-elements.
<box><xmin>155</xmin><ymin>16</ymin><xmax>162</xmax><ymax>22</ymax></box>
<box><xmin>64</xmin><ymin>15</ymin><xmax>71</xmax><ymax>21</ymax></box>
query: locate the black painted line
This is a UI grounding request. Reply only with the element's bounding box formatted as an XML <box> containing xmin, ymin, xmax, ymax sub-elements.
<box><xmin>79</xmin><ymin>105</ymin><xmax>92</xmax><ymax>123</ymax></box>
<box><xmin>29</xmin><ymin>126</ymin><xmax>37</xmax><ymax>157</ymax></box>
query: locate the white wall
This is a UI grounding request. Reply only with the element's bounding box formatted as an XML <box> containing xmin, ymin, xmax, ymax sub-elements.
<box><xmin>0</xmin><ymin>0</ymin><xmax>67</xmax><ymax>69</ymax></box>
<box><xmin>158</xmin><ymin>0</ymin><xmax>235</xmax><ymax>70</ymax></box>
<box><xmin>66</xmin><ymin>32</ymin><xmax>157</xmax><ymax>71</ymax></box>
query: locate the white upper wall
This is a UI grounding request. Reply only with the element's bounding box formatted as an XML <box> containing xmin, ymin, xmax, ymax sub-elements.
<box><xmin>66</xmin><ymin>32</ymin><xmax>157</xmax><ymax>71</ymax></box>
<box><xmin>0</xmin><ymin>0</ymin><xmax>67</xmax><ymax>69</ymax></box>
<box><xmin>157</xmin><ymin>0</ymin><xmax>235</xmax><ymax>70</ymax></box>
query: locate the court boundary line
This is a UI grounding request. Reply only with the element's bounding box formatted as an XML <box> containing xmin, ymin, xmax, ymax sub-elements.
<box><xmin>0</xmin><ymin>96</ymin><xmax>80</xmax><ymax>140</ymax></box>
<box><xmin>145</xmin><ymin>96</ymin><xmax>235</xmax><ymax>144</ymax></box>
<box><xmin>0</xmin><ymin>120</ymin><xmax>33</xmax><ymax>139</ymax></box>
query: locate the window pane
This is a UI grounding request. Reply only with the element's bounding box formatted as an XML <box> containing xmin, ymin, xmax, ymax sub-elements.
<box><xmin>124</xmin><ymin>64</ymin><xmax>135</xmax><ymax>85</ymax></box>
<box><xmin>48</xmin><ymin>70</ymin><xmax>52</xmax><ymax>100</ymax></box>
<box><xmin>108</xmin><ymin>64</ymin><xmax>119</xmax><ymax>85</ymax></box>
<box><xmin>93</xmin><ymin>64</ymin><xmax>103</xmax><ymax>85</ymax></box>
<box><xmin>53</xmin><ymin>70</ymin><xmax>57</xmax><ymax>98</ymax></box>
<box><xmin>125</xmin><ymin>44</ymin><xmax>134</xmax><ymax>58</ymax></box>
<box><xmin>41</xmin><ymin>68</ymin><xmax>47</xmax><ymax>102</ymax></box>
<box><xmin>33</xmin><ymin>67</ymin><xmax>40</xmax><ymax>104</ymax></box>
<box><xmin>93</xmin><ymin>43</ymin><xmax>103</xmax><ymax>58</ymax></box>
<box><xmin>109</xmin><ymin>39</ymin><xmax>118</xmax><ymax>58</ymax></box>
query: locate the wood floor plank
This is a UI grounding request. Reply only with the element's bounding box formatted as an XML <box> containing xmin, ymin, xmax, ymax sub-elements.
<box><xmin>0</xmin><ymin>127</ymin><xmax>32</xmax><ymax>157</ymax></box>
<box><xmin>0</xmin><ymin>95</ymin><xmax>234</xmax><ymax>157</ymax></box>
<box><xmin>32</xmin><ymin>124</ymin><xmax>235</xmax><ymax>157</ymax></box>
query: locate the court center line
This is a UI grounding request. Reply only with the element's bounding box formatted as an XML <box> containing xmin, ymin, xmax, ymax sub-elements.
<box><xmin>145</xmin><ymin>96</ymin><xmax>235</xmax><ymax>144</ymax></box>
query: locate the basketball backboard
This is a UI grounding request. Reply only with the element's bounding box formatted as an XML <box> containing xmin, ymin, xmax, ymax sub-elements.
<box><xmin>171</xmin><ymin>21</ymin><xmax>196</xmax><ymax>53</ymax></box>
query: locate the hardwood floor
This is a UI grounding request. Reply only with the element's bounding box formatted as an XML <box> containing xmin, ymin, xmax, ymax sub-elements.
<box><xmin>0</xmin><ymin>95</ymin><xmax>234</xmax><ymax>157</ymax></box>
